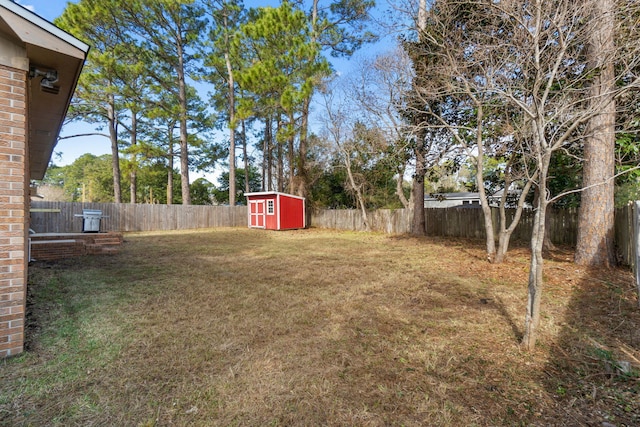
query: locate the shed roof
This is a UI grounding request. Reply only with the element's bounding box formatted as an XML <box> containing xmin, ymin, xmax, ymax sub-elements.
<box><xmin>0</xmin><ymin>0</ymin><xmax>89</xmax><ymax>179</ymax></box>
<box><xmin>245</xmin><ymin>191</ymin><xmax>305</xmax><ymax>201</ymax></box>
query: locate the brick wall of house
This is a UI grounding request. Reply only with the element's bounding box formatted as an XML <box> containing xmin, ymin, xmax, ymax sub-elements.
<box><xmin>0</xmin><ymin>64</ymin><xmax>28</xmax><ymax>358</ymax></box>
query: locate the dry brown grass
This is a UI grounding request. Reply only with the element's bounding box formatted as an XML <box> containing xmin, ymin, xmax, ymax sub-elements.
<box><xmin>1</xmin><ymin>228</ymin><xmax>639</xmax><ymax>426</ymax></box>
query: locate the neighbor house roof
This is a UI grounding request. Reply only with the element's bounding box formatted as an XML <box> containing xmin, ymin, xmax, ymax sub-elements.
<box><xmin>424</xmin><ymin>192</ymin><xmax>480</xmax><ymax>202</ymax></box>
<box><xmin>0</xmin><ymin>0</ymin><xmax>89</xmax><ymax>179</ymax></box>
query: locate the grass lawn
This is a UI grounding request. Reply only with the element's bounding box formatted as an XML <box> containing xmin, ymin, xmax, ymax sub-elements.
<box><xmin>1</xmin><ymin>228</ymin><xmax>639</xmax><ymax>426</ymax></box>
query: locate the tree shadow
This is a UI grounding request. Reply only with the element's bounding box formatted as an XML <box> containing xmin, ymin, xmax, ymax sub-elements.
<box><xmin>493</xmin><ymin>295</ymin><xmax>523</xmax><ymax>342</ymax></box>
<box><xmin>540</xmin><ymin>264</ymin><xmax>640</xmax><ymax>426</ymax></box>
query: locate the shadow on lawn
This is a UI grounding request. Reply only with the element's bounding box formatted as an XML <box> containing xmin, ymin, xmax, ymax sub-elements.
<box><xmin>540</xmin><ymin>264</ymin><xmax>640</xmax><ymax>426</ymax></box>
<box><xmin>493</xmin><ymin>295</ymin><xmax>523</xmax><ymax>342</ymax></box>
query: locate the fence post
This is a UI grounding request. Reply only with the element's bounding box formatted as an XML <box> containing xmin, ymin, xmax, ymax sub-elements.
<box><xmin>634</xmin><ymin>201</ymin><xmax>640</xmax><ymax>307</ymax></box>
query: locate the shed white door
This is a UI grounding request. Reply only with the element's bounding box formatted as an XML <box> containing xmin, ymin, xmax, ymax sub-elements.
<box><xmin>249</xmin><ymin>200</ymin><xmax>266</xmax><ymax>228</ymax></box>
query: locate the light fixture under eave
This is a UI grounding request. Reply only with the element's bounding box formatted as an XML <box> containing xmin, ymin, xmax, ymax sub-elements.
<box><xmin>29</xmin><ymin>66</ymin><xmax>60</xmax><ymax>95</ymax></box>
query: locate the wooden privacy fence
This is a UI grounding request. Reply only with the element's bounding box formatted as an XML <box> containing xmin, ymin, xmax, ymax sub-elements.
<box><xmin>312</xmin><ymin>208</ymin><xmax>413</xmax><ymax>234</ymax></box>
<box><xmin>313</xmin><ymin>207</ymin><xmax>580</xmax><ymax>245</ymax></box>
<box><xmin>30</xmin><ymin>201</ymin><xmax>247</xmax><ymax>233</ymax></box>
<box><xmin>29</xmin><ymin>201</ymin><xmax>634</xmax><ymax>266</ymax></box>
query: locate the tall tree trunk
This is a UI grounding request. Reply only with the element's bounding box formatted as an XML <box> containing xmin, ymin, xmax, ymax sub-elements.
<box><xmin>396</xmin><ymin>164</ymin><xmax>410</xmax><ymax>209</ymax></box>
<box><xmin>107</xmin><ymin>94</ymin><xmax>122</xmax><ymax>204</ymax></box>
<box><xmin>167</xmin><ymin>139</ymin><xmax>174</xmax><ymax>205</ymax></box>
<box><xmin>343</xmin><ymin>153</ymin><xmax>369</xmax><ymax>231</ymax></box>
<box><xmin>277</xmin><ymin>120</ymin><xmax>284</xmax><ymax>193</ymax></box>
<box><xmin>287</xmin><ymin>112</ymin><xmax>297</xmax><ymax>194</ymax></box>
<box><xmin>418</xmin><ymin>0</ymin><xmax>427</xmax><ymax>31</ymax></box>
<box><xmin>130</xmin><ymin>112</ymin><xmax>137</xmax><ymax>204</ymax></box>
<box><xmin>533</xmin><ymin>186</ymin><xmax>557</xmax><ymax>252</ymax></box>
<box><xmin>473</xmin><ymin>105</ymin><xmax>496</xmax><ymax>262</ymax></box>
<box><xmin>177</xmin><ymin>40</ymin><xmax>191</xmax><ymax>205</ymax></box>
<box><xmin>411</xmin><ymin>144</ymin><xmax>426</xmax><ymax>236</ymax></box>
<box><xmin>522</xmin><ymin>152</ymin><xmax>550</xmax><ymax>350</ymax></box>
<box><xmin>495</xmin><ymin>199</ymin><xmax>530</xmax><ymax>263</ymax></box>
<box><xmin>543</xmin><ymin>203</ymin><xmax>557</xmax><ymax>252</ymax></box>
<box><xmin>277</xmin><ymin>141</ymin><xmax>284</xmax><ymax>193</ymax></box>
<box><xmin>242</xmin><ymin>119</ymin><xmax>249</xmax><ymax>193</ymax></box>
<box><xmin>288</xmin><ymin>127</ymin><xmax>295</xmax><ymax>193</ymax></box>
<box><xmin>575</xmin><ymin>0</ymin><xmax>615</xmax><ymax>267</ymax></box>
<box><xmin>264</xmin><ymin>116</ymin><xmax>272</xmax><ymax>191</ymax></box>
<box><xmin>522</xmin><ymin>197</ymin><xmax>546</xmax><ymax>350</ymax></box>
<box><xmin>225</xmin><ymin>27</ymin><xmax>237</xmax><ymax>206</ymax></box>
<box><xmin>130</xmin><ymin>167</ymin><xmax>137</xmax><ymax>204</ymax></box>
<box><xmin>290</xmin><ymin>0</ymin><xmax>320</xmax><ymax>199</ymax></box>
<box><xmin>297</xmin><ymin>96</ymin><xmax>310</xmax><ymax>198</ymax></box>
<box><xmin>477</xmin><ymin>166</ymin><xmax>496</xmax><ymax>262</ymax></box>
<box><xmin>410</xmin><ymin>0</ymin><xmax>429</xmax><ymax>236</ymax></box>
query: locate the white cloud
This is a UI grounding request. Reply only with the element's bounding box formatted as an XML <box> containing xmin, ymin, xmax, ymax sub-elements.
<box><xmin>16</xmin><ymin>1</ymin><xmax>36</xmax><ymax>12</ymax></box>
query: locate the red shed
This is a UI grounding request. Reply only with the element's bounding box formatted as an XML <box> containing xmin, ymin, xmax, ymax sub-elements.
<box><xmin>245</xmin><ymin>192</ymin><xmax>306</xmax><ymax>230</ymax></box>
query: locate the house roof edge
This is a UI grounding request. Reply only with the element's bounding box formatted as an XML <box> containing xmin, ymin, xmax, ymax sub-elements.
<box><xmin>0</xmin><ymin>0</ymin><xmax>89</xmax><ymax>54</ymax></box>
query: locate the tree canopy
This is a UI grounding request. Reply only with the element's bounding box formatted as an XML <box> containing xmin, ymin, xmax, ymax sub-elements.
<box><xmin>54</xmin><ymin>0</ymin><xmax>376</xmax><ymax>206</ymax></box>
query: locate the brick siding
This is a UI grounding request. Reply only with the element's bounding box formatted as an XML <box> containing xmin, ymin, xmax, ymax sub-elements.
<box><xmin>29</xmin><ymin>232</ymin><xmax>124</xmax><ymax>261</ymax></box>
<box><xmin>30</xmin><ymin>239</ymin><xmax>86</xmax><ymax>261</ymax></box>
<box><xmin>0</xmin><ymin>65</ymin><xmax>28</xmax><ymax>358</ymax></box>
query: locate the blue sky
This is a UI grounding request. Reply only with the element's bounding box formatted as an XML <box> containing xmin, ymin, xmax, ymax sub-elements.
<box><xmin>15</xmin><ymin>0</ymin><xmax>64</xmax><ymax>19</ymax></box>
